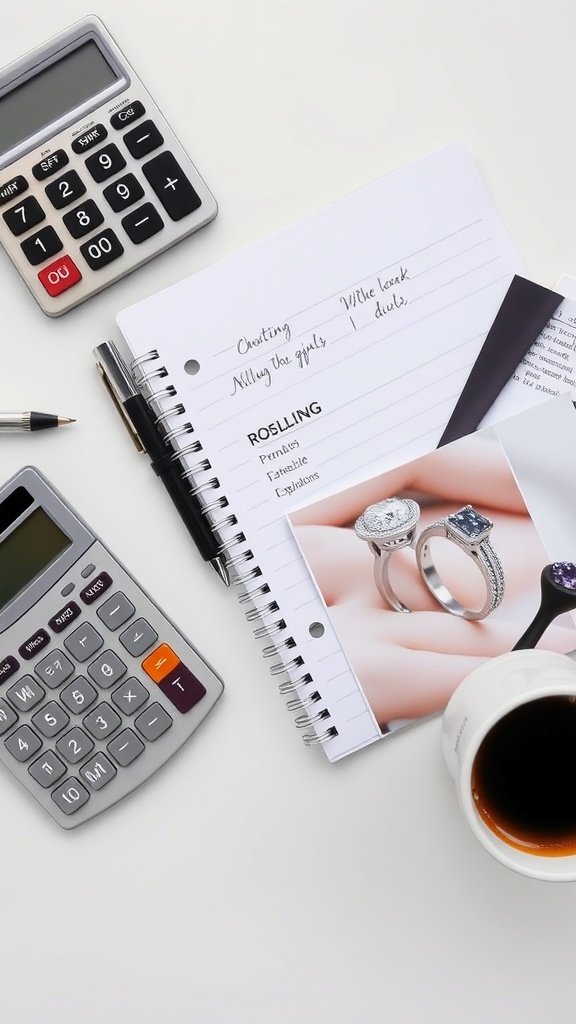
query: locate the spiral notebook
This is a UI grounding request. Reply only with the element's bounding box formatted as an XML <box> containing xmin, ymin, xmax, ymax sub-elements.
<box><xmin>115</xmin><ymin>144</ymin><xmax>525</xmax><ymax>760</ymax></box>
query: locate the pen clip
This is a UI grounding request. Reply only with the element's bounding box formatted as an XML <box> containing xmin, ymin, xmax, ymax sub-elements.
<box><xmin>95</xmin><ymin>355</ymin><xmax>145</xmax><ymax>454</ymax></box>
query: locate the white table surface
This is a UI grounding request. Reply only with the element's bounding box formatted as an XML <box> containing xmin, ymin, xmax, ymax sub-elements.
<box><xmin>1</xmin><ymin>3</ymin><xmax>576</xmax><ymax>1021</ymax></box>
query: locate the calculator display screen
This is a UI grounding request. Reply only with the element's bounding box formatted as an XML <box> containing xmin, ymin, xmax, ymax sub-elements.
<box><xmin>0</xmin><ymin>507</ymin><xmax>71</xmax><ymax>609</ymax></box>
<box><xmin>0</xmin><ymin>40</ymin><xmax>118</xmax><ymax>156</ymax></box>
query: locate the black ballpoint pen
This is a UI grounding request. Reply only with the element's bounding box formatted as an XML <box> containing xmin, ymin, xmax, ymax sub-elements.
<box><xmin>94</xmin><ymin>341</ymin><xmax>230</xmax><ymax>587</ymax></box>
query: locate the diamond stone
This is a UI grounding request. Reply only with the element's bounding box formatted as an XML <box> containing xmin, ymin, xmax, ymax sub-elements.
<box><xmin>355</xmin><ymin>498</ymin><xmax>419</xmax><ymax>542</ymax></box>
<box><xmin>447</xmin><ymin>506</ymin><xmax>492</xmax><ymax>541</ymax></box>
<box><xmin>551</xmin><ymin>562</ymin><xmax>576</xmax><ymax>591</ymax></box>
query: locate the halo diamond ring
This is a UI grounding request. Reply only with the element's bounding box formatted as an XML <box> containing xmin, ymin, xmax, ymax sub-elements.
<box><xmin>355</xmin><ymin>498</ymin><xmax>420</xmax><ymax>613</ymax></box>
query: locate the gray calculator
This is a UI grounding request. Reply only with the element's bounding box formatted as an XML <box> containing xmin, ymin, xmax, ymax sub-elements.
<box><xmin>0</xmin><ymin>466</ymin><xmax>223</xmax><ymax>828</ymax></box>
<box><xmin>0</xmin><ymin>16</ymin><xmax>217</xmax><ymax>315</ymax></box>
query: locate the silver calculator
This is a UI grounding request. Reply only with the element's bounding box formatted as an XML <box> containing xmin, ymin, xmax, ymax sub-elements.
<box><xmin>0</xmin><ymin>467</ymin><xmax>223</xmax><ymax>828</ymax></box>
<box><xmin>0</xmin><ymin>16</ymin><xmax>217</xmax><ymax>315</ymax></box>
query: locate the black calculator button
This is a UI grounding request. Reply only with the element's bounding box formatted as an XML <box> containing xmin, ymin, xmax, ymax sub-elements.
<box><xmin>32</xmin><ymin>150</ymin><xmax>69</xmax><ymax>181</ymax></box>
<box><xmin>102</xmin><ymin>173</ymin><xmax>144</xmax><ymax>212</ymax></box>
<box><xmin>121</xmin><ymin>203</ymin><xmax>164</xmax><ymax>245</ymax></box>
<box><xmin>110</xmin><ymin>101</ymin><xmax>145</xmax><ymax>130</ymax></box>
<box><xmin>45</xmin><ymin>170</ymin><xmax>87</xmax><ymax>210</ymax></box>
<box><xmin>20</xmin><ymin>226</ymin><xmax>63</xmax><ymax>266</ymax></box>
<box><xmin>142</xmin><ymin>152</ymin><xmax>201</xmax><ymax>221</ymax></box>
<box><xmin>123</xmin><ymin>120</ymin><xmax>164</xmax><ymax>160</ymax></box>
<box><xmin>79</xmin><ymin>228</ymin><xmax>124</xmax><ymax>271</ymax></box>
<box><xmin>0</xmin><ymin>656</ymin><xmax>19</xmax><ymax>684</ymax></box>
<box><xmin>62</xmin><ymin>199</ymin><xmax>104</xmax><ymax>239</ymax></box>
<box><xmin>48</xmin><ymin>601</ymin><xmax>81</xmax><ymax>634</ymax></box>
<box><xmin>19</xmin><ymin>629</ymin><xmax>50</xmax><ymax>661</ymax></box>
<box><xmin>0</xmin><ymin>174</ymin><xmax>28</xmax><ymax>206</ymax></box>
<box><xmin>85</xmin><ymin>143</ymin><xmax>126</xmax><ymax>183</ymax></box>
<box><xmin>72</xmin><ymin>124</ymin><xmax>108</xmax><ymax>154</ymax></box>
<box><xmin>2</xmin><ymin>195</ymin><xmax>45</xmax><ymax>236</ymax></box>
<box><xmin>80</xmin><ymin>571</ymin><xmax>113</xmax><ymax>604</ymax></box>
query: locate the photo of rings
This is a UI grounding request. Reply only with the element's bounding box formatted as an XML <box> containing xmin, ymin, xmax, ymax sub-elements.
<box><xmin>287</xmin><ymin>424</ymin><xmax>576</xmax><ymax>734</ymax></box>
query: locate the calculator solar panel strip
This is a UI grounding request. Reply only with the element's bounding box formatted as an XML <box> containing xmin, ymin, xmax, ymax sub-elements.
<box><xmin>0</xmin><ymin>467</ymin><xmax>224</xmax><ymax>828</ymax></box>
<box><xmin>0</xmin><ymin>16</ymin><xmax>217</xmax><ymax>315</ymax></box>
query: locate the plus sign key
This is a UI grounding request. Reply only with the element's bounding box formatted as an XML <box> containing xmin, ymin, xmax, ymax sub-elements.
<box><xmin>142</xmin><ymin>152</ymin><xmax>201</xmax><ymax>221</ymax></box>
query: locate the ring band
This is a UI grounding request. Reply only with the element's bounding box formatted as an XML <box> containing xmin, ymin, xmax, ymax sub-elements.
<box><xmin>415</xmin><ymin>505</ymin><xmax>504</xmax><ymax>620</ymax></box>
<box><xmin>514</xmin><ymin>562</ymin><xmax>576</xmax><ymax>649</ymax></box>
<box><xmin>355</xmin><ymin>498</ymin><xmax>420</xmax><ymax>612</ymax></box>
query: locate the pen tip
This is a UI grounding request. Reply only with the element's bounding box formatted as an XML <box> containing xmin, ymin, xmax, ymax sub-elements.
<box><xmin>209</xmin><ymin>556</ymin><xmax>230</xmax><ymax>587</ymax></box>
<box><xmin>57</xmin><ymin>417</ymin><xmax>76</xmax><ymax>426</ymax></box>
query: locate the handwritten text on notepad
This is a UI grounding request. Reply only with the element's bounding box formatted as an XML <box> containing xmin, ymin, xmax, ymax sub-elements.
<box><xmin>229</xmin><ymin>262</ymin><xmax>410</xmax><ymax>398</ymax></box>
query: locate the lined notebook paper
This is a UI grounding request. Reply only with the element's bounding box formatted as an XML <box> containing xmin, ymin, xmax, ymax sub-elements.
<box><xmin>117</xmin><ymin>144</ymin><xmax>524</xmax><ymax>760</ymax></box>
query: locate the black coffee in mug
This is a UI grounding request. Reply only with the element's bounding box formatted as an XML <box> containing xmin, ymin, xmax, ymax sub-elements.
<box><xmin>471</xmin><ymin>696</ymin><xmax>576</xmax><ymax>857</ymax></box>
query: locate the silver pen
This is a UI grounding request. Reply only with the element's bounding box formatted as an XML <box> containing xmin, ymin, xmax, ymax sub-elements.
<box><xmin>0</xmin><ymin>412</ymin><xmax>75</xmax><ymax>432</ymax></box>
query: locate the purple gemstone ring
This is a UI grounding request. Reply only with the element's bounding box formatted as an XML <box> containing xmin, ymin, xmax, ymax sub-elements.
<box><xmin>513</xmin><ymin>562</ymin><xmax>576</xmax><ymax>650</ymax></box>
<box><xmin>415</xmin><ymin>504</ymin><xmax>505</xmax><ymax>620</ymax></box>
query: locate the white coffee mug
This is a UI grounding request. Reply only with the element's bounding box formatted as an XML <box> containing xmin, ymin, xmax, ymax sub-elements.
<box><xmin>442</xmin><ymin>649</ymin><xmax>576</xmax><ymax>881</ymax></box>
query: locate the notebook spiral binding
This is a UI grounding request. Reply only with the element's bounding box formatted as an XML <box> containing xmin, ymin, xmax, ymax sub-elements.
<box><xmin>131</xmin><ymin>350</ymin><xmax>338</xmax><ymax>749</ymax></box>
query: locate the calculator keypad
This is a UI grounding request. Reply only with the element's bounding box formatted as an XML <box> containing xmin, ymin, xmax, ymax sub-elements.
<box><xmin>0</xmin><ymin>550</ymin><xmax>221</xmax><ymax>827</ymax></box>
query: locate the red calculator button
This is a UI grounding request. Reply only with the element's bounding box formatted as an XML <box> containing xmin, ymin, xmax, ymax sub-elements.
<box><xmin>38</xmin><ymin>255</ymin><xmax>82</xmax><ymax>296</ymax></box>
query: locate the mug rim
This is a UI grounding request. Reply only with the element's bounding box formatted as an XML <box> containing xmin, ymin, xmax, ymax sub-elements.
<box><xmin>459</xmin><ymin>680</ymin><xmax>576</xmax><ymax>881</ymax></box>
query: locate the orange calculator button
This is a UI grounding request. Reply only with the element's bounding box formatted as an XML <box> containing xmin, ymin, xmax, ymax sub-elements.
<box><xmin>142</xmin><ymin>643</ymin><xmax>180</xmax><ymax>683</ymax></box>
